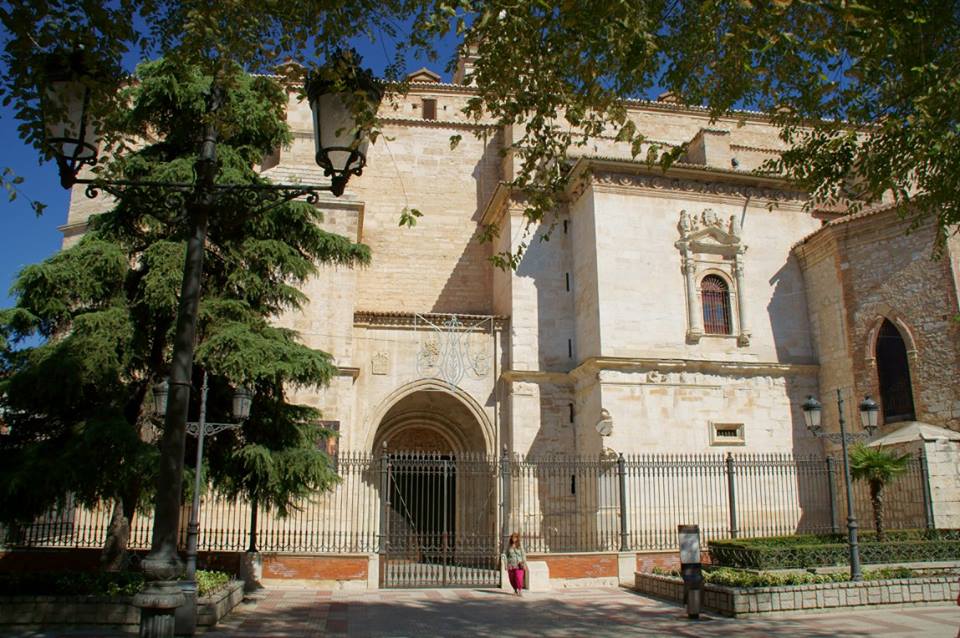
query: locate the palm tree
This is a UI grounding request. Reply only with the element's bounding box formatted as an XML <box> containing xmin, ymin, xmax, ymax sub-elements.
<box><xmin>848</xmin><ymin>444</ymin><xmax>911</xmax><ymax>542</ymax></box>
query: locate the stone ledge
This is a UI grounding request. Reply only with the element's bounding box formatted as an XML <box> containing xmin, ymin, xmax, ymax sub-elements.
<box><xmin>634</xmin><ymin>572</ymin><xmax>960</xmax><ymax>617</ymax></box>
<box><xmin>0</xmin><ymin>580</ymin><xmax>244</xmax><ymax>627</ymax></box>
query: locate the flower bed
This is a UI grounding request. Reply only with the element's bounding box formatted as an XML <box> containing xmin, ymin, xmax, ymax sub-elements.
<box><xmin>709</xmin><ymin>529</ymin><xmax>960</xmax><ymax>569</ymax></box>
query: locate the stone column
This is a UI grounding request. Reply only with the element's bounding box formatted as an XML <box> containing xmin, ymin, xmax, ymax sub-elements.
<box><xmin>682</xmin><ymin>250</ymin><xmax>703</xmax><ymax>343</ymax></box>
<box><xmin>733</xmin><ymin>254</ymin><xmax>751</xmax><ymax>346</ymax></box>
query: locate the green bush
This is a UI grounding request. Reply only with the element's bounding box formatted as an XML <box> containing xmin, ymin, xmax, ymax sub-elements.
<box><xmin>196</xmin><ymin>570</ymin><xmax>230</xmax><ymax>597</ymax></box>
<box><xmin>0</xmin><ymin>571</ymin><xmax>145</xmax><ymax>597</ymax></box>
<box><xmin>0</xmin><ymin>569</ymin><xmax>231</xmax><ymax>598</ymax></box>
<box><xmin>708</xmin><ymin>529</ymin><xmax>960</xmax><ymax>569</ymax></box>
<box><xmin>651</xmin><ymin>565</ymin><xmax>940</xmax><ymax>588</ymax></box>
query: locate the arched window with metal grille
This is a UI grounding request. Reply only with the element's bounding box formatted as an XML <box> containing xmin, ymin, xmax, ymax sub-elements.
<box><xmin>701</xmin><ymin>275</ymin><xmax>732</xmax><ymax>335</ymax></box>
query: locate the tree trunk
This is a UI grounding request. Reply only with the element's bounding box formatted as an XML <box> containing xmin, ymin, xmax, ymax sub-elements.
<box><xmin>248</xmin><ymin>496</ymin><xmax>259</xmax><ymax>553</ymax></box>
<box><xmin>869</xmin><ymin>480</ymin><xmax>886</xmax><ymax>543</ymax></box>
<box><xmin>99</xmin><ymin>486</ymin><xmax>141</xmax><ymax>572</ymax></box>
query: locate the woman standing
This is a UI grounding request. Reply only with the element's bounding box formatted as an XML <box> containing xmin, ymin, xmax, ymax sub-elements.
<box><xmin>506</xmin><ymin>532</ymin><xmax>526</xmax><ymax>596</ymax></box>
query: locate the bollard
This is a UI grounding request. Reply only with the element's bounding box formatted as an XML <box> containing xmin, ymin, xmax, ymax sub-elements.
<box><xmin>678</xmin><ymin>524</ymin><xmax>703</xmax><ymax>620</ymax></box>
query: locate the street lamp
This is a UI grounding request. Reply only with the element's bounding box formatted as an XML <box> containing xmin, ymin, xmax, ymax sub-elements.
<box><xmin>802</xmin><ymin>390</ymin><xmax>879</xmax><ymax>580</ymax></box>
<box><xmin>42</xmin><ymin>48</ymin><xmax>381</xmax><ymax>638</ymax></box>
<box><xmin>154</xmin><ymin>371</ymin><xmax>250</xmax><ymax>635</ymax></box>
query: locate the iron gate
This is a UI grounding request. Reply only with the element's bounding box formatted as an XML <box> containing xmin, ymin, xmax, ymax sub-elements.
<box><xmin>380</xmin><ymin>452</ymin><xmax>500</xmax><ymax>588</ymax></box>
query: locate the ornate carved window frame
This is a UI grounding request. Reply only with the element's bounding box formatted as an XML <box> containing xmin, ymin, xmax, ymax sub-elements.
<box><xmin>676</xmin><ymin>208</ymin><xmax>751</xmax><ymax>346</ymax></box>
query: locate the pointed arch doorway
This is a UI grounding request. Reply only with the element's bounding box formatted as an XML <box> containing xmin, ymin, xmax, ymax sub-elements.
<box><xmin>373</xmin><ymin>385</ymin><xmax>499</xmax><ymax>588</ymax></box>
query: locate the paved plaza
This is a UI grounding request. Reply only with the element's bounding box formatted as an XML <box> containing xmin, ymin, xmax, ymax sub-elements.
<box><xmin>3</xmin><ymin>586</ymin><xmax>958</xmax><ymax>637</ymax></box>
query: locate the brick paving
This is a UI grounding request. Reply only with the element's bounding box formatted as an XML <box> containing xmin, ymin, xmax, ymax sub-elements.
<box><xmin>3</xmin><ymin>587</ymin><xmax>958</xmax><ymax>637</ymax></box>
<box><xmin>205</xmin><ymin>586</ymin><xmax>960</xmax><ymax>638</ymax></box>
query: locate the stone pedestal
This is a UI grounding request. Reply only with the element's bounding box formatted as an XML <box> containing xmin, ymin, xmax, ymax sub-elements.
<box><xmin>525</xmin><ymin>561</ymin><xmax>551</xmax><ymax>592</ymax></box>
<box><xmin>133</xmin><ymin>580</ymin><xmax>185</xmax><ymax>638</ymax></box>
<box><xmin>173</xmin><ymin>581</ymin><xmax>197</xmax><ymax>636</ymax></box>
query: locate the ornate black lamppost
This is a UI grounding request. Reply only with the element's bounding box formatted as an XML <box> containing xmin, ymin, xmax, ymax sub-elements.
<box><xmin>802</xmin><ymin>391</ymin><xmax>880</xmax><ymax>580</ymax></box>
<box><xmin>41</xmin><ymin>49</ymin><xmax>381</xmax><ymax>638</ymax></box>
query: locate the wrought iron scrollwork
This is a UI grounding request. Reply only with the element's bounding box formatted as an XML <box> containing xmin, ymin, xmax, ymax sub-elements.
<box><xmin>213</xmin><ymin>182</ymin><xmax>325</xmax><ymax>215</ymax></box>
<box><xmin>415</xmin><ymin>314</ymin><xmax>493</xmax><ymax>391</ymax></box>
<box><xmin>77</xmin><ymin>177</ymin><xmax>331</xmax><ymax>217</ymax></box>
<box><xmin>184</xmin><ymin>421</ymin><xmax>243</xmax><ymax>438</ymax></box>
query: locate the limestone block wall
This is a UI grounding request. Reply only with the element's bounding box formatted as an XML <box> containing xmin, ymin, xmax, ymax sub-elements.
<box><xmin>574</xmin><ymin>367</ymin><xmax>820</xmax><ymax>457</ymax></box>
<box><xmin>283</xmin><ymin>87</ymin><xmax>501</xmax><ymax>317</ymax></box>
<box><xmin>581</xmin><ymin>183</ymin><xmax>818</xmax><ymax>365</ymax></box>
<box><xmin>569</xmin><ymin>189</ymin><xmax>602</xmax><ymax>360</ymax></box>
<box><xmin>497</xmin><ymin>210</ymin><xmax>576</xmax><ymax>373</ymax></box>
<box><xmin>925</xmin><ymin>438</ymin><xmax>960</xmax><ymax>529</ymax></box>
<box><xmin>507</xmin><ymin>379</ymin><xmax>576</xmax><ymax>457</ymax></box>
<box><xmin>795</xmin><ymin>233</ymin><xmax>857</xmax><ymax>432</ymax></box>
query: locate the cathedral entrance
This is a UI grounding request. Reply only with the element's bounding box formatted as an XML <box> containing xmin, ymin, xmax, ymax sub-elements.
<box><xmin>373</xmin><ymin>386</ymin><xmax>499</xmax><ymax>588</ymax></box>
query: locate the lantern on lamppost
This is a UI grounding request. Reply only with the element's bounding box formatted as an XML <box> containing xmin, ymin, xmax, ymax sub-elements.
<box><xmin>42</xmin><ymin>47</ymin><xmax>102</xmax><ymax>189</ymax></box>
<box><xmin>305</xmin><ymin>53</ymin><xmax>383</xmax><ymax>197</ymax></box>
<box><xmin>801</xmin><ymin>390</ymin><xmax>880</xmax><ymax>581</ymax></box>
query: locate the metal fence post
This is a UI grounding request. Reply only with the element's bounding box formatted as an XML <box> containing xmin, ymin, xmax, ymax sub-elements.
<box><xmin>725</xmin><ymin>452</ymin><xmax>739</xmax><ymax>539</ymax></box>
<box><xmin>826</xmin><ymin>456</ymin><xmax>840</xmax><ymax>534</ymax></box>
<box><xmin>379</xmin><ymin>447</ymin><xmax>390</xmax><ymax>555</ymax></box>
<box><xmin>617</xmin><ymin>453</ymin><xmax>629</xmax><ymax>551</ymax></box>
<box><xmin>500</xmin><ymin>446</ymin><xmax>511</xmax><ymax>548</ymax></box>
<box><xmin>919</xmin><ymin>448</ymin><xmax>935</xmax><ymax>530</ymax></box>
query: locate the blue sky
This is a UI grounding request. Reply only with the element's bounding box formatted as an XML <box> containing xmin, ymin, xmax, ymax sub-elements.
<box><xmin>0</xmin><ymin>32</ymin><xmax>458</xmax><ymax>309</ymax></box>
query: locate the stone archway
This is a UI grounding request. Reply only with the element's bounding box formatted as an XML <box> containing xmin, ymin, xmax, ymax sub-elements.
<box><xmin>372</xmin><ymin>382</ymin><xmax>499</xmax><ymax>588</ymax></box>
<box><xmin>368</xmin><ymin>378</ymin><xmax>494</xmax><ymax>456</ymax></box>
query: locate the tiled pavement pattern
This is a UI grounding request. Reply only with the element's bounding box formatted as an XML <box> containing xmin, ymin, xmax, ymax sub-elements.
<box><xmin>3</xmin><ymin>587</ymin><xmax>958</xmax><ymax>637</ymax></box>
<box><xmin>205</xmin><ymin>586</ymin><xmax>960</xmax><ymax>638</ymax></box>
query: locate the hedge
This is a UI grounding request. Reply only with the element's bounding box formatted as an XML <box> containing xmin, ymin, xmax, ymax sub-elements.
<box><xmin>0</xmin><ymin>569</ymin><xmax>230</xmax><ymax>598</ymax></box>
<box><xmin>652</xmin><ymin>566</ymin><xmax>922</xmax><ymax>588</ymax></box>
<box><xmin>708</xmin><ymin>529</ymin><xmax>960</xmax><ymax>569</ymax></box>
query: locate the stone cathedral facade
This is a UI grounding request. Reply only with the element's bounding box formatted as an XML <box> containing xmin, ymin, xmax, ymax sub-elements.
<box><xmin>60</xmin><ymin>59</ymin><xmax>960</xmax><ymax>543</ymax></box>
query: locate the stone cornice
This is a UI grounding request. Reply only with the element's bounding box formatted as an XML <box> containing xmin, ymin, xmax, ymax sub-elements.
<box><xmin>377</xmin><ymin>116</ymin><xmax>499</xmax><ymax>132</ymax></box>
<box><xmin>478</xmin><ymin>182</ymin><xmax>530</xmax><ymax>228</ymax></box>
<box><xmin>729</xmin><ymin>143</ymin><xmax>782</xmax><ymax>154</ymax></box>
<box><xmin>565</xmin><ymin>158</ymin><xmax>809</xmax><ymax>207</ymax></box>
<box><xmin>354</xmin><ymin>310</ymin><xmax>509</xmax><ymax>330</ymax></box>
<box><xmin>336</xmin><ymin>366</ymin><xmax>360</xmax><ymax>379</ymax></box>
<box><xmin>500</xmin><ymin>370</ymin><xmax>574</xmax><ymax>385</ymax></box>
<box><xmin>58</xmin><ymin>220</ymin><xmax>88</xmax><ymax>236</ymax></box>
<box><xmin>498</xmin><ymin>357</ymin><xmax>819</xmax><ymax>388</ymax></box>
<box><xmin>570</xmin><ymin>356</ymin><xmax>818</xmax><ymax>382</ymax></box>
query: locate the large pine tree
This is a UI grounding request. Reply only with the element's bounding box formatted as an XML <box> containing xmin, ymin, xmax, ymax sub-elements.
<box><xmin>0</xmin><ymin>59</ymin><xmax>369</xmax><ymax>569</ymax></box>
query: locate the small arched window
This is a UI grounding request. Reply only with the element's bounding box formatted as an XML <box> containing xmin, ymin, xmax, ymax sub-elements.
<box><xmin>876</xmin><ymin>319</ymin><xmax>915</xmax><ymax>422</ymax></box>
<box><xmin>701</xmin><ymin>275</ymin><xmax>732</xmax><ymax>335</ymax></box>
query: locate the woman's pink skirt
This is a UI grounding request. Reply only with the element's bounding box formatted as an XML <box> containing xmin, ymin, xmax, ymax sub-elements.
<box><xmin>508</xmin><ymin>566</ymin><xmax>525</xmax><ymax>591</ymax></box>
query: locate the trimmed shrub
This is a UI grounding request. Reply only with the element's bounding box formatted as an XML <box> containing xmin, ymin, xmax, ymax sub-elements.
<box><xmin>0</xmin><ymin>571</ymin><xmax>145</xmax><ymax>597</ymax></box>
<box><xmin>708</xmin><ymin>529</ymin><xmax>960</xmax><ymax>569</ymax></box>
<box><xmin>0</xmin><ymin>569</ymin><xmax>231</xmax><ymax>598</ymax></box>
<box><xmin>651</xmin><ymin>565</ymin><xmax>941</xmax><ymax>588</ymax></box>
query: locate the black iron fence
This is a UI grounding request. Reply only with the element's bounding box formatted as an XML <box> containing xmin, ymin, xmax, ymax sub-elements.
<box><xmin>1</xmin><ymin>451</ymin><xmax>931</xmax><ymax>555</ymax></box>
